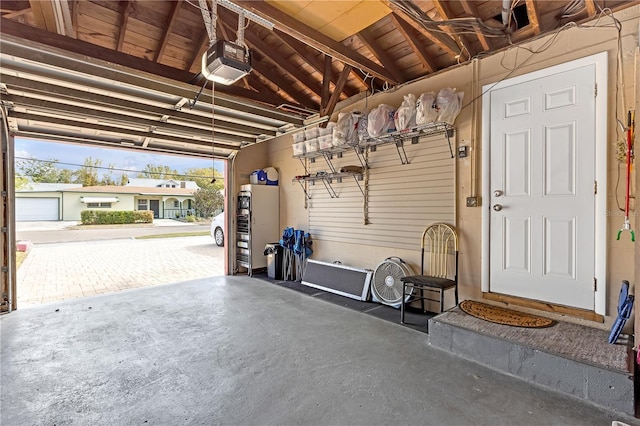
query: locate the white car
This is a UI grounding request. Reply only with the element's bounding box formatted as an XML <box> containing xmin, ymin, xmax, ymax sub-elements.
<box><xmin>210</xmin><ymin>211</ymin><xmax>225</xmax><ymax>247</ymax></box>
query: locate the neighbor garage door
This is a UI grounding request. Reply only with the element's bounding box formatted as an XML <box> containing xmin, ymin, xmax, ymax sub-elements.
<box><xmin>15</xmin><ymin>198</ymin><xmax>59</xmax><ymax>221</ymax></box>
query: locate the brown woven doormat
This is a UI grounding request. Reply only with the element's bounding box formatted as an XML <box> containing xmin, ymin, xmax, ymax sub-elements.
<box><xmin>459</xmin><ymin>300</ymin><xmax>556</xmax><ymax>328</ymax></box>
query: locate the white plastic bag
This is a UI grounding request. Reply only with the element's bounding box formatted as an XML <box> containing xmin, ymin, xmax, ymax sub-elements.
<box><xmin>436</xmin><ymin>88</ymin><xmax>464</xmax><ymax>125</ymax></box>
<box><xmin>394</xmin><ymin>94</ymin><xmax>417</xmax><ymax>131</ymax></box>
<box><xmin>416</xmin><ymin>92</ymin><xmax>437</xmax><ymax>125</ymax></box>
<box><xmin>333</xmin><ymin>112</ymin><xmax>356</xmax><ymax>145</ymax></box>
<box><xmin>356</xmin><ymin>112</ymin><xmax>369</xmax><ymax>143</ymax></box>
<box><xmin>367</xmin><ymin>104</ymin><xmax>396</xmax><ymax>138</ymax></box>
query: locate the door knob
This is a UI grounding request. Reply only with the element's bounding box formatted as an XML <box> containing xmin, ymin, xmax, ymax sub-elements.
<box><xmin>493</xmin><ymin>190</ymin><xmax>503</xmax><ymax>197</ymax></box>
<box><xmin>493</xmin><ymin>204</ymin><xmax>503</xmax><ymax>211</ymax></box>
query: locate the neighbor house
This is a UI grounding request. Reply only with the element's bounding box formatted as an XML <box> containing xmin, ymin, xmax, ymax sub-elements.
<box><xmin>15</xmin><ymin>184</ymin><xmax>198</xmax><ymax>221</ymax></box>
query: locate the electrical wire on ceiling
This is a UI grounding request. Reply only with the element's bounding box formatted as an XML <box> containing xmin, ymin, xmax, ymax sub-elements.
<box><xmin>14</xmin><ymin>156</ymin><xmax>222</xmax><ymax>181</ymax></box>
<box><xmin>389</xmin><ymin>0</ymin><xmax>510</xmax><ymax>38</ymax></box>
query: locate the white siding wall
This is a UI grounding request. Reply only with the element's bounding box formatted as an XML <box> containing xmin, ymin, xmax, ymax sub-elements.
<box><xmin>306</xmin><ymin>132</ymin><xmax>456</xmax><ymax>251</ymax></box>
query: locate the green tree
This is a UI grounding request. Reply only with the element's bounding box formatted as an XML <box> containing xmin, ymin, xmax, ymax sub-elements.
<box><xmin>137</xmin><ymin>164</ymin><xmax>179</xmax><ymax>179</ymax></box>
<box><xmin>193</xmin><ymin>186</ymin><xmax>224</xmax><ymax>218</ymax></box>
<box><xmin>16</xmin><ymin>157</ymin><xmax>71</xmax><ymax>183</ymax></box>
<box><xmin>74</xmin><ymin>157</ymin><xmax>101</xmax><ymax>186</ymax></box>
<box><xmin>183</xmin><ymin>167</ymin><xmax>223</xmax><ymax>191</ymax></box>
<box><xmin>119</xmin><ymin>173</ymin><xmax>129</xmax><ymax>186</ymax></box>
<box><xmin>14</xmin><ymin>176</ymin><xmax>31</xmax><ymax>190</ymax></box>
<box><xmin>101</xmin><ymin>164</ymin><xmax>119</xmax><ymax>186</ymax></box>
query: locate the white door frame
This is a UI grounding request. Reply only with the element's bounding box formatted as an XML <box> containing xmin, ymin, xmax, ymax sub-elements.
<box><xmin>481</xmin><ymin>52</ymin><xmax>608</xmax><ymax>315</ymax></box>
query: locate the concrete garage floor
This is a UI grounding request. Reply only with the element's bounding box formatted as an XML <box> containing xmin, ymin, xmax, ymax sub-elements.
<box><xmin>1</xmin><ymin>276</ymin><xmax>636</xmax><ymax>425</ymax></box>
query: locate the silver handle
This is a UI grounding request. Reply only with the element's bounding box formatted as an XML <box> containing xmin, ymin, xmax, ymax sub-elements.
<box><xmin>493</xmin><ymin>204</ymin><xmax>503</xmax><ymax>211</ymax></box>
<box><xmin>493</xmin><ymin>190</ymin><xmax>503</xmax><ymax>197</ymax></box>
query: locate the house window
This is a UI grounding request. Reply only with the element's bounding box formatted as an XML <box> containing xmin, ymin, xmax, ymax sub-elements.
<box><xmin>87</xmin><ymin>202</ymin><xmax>111</xmax><ymax>208</ymax></box>
<box><xmin>137</xmin><ymin>199</ymin><xmax>148</xmax><ymax>210</ymax></box>
<box><xmin>173</xmin><ymin>201</ymin><xmax>179</xmax><ymax>208</ymax></box>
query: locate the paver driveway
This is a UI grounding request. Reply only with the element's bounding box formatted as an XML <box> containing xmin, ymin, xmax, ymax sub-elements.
<box><xmin>17</xmin><ymin>236</ymin><xmax>224</xmax><ymax>306</ymax></box>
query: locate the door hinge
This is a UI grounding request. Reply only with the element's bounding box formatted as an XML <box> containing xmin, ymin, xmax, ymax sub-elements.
<box><xmin>594</xmin><ymin>181</ymin><xmax>597</xmax><ymax>195</ymax></box>
<box><xmin>594</xmin><ymin>278</ymin><xmax>597</xmax><ymax>291</ymax></box>
<box><xmin>594</xmin><ymin>83</ymin><xmax>598</xmax><ymax>97</ymax></box>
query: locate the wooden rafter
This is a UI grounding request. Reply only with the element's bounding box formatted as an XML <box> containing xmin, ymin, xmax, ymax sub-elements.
<box><xmin>250</xmin><ymin>61</ymin><xmax>317</xmax><ymax>110</ymax></box>
<box><xmin>459</xmin><ymin>0</ymin><xmax>492</xmax><ymax>52</ymax></box>
<box><xmin>273</xmin><ymin>30</ymin><xmax>359</xmax><ymax>97</ymax></box>
<box><xmin>117</xmin><ymin>1</ymin><xmax>133</xmax><ymax>52</ymax></box>
<box><xmin>357</xmin><ymin>28</ymin><xmax>404</xmax><ymax>83</ymax></box>
<box><xmin>525</xmin><ymin>0</ymin><xmax>541</xmax><ymax>35</ymax></box>
<box><xmin>321</xmin><ymin>55</ymin><xmax>332</xmax><ymax>112</ymax></box>
<box><xmin>229</xmin><ymin>0</ymin><xmax>398</xmax><ymax>85</ymax></box>
<box><xmin>385</xmin><ymin>1</ymin><xmax>461</xmax><ymax>59</ymax></box>
<box><xmin>0</xmin><ymin>18</ymin><xmax>285</xmax><ymax>108</ymax></box>
<box><xmin>244</xmin><ymin>75</ymin><xmax>290</xmax><ymax>107</ymax></box>
<box><xmin>154</xmin><ymin>0</ymin><xmax>182</xmax><ymax>62</ymax></box>
<box><xmin>321</xmin><ymin>64</ymin><xmax>352</xmax><ymax>118</ymax></box>
<box><xmin>188</xmin><ymin>31</ymin><xmax>209</xmax><ymax>73</ymax></box>
<box><xmin>218</xmin><ymin>9</ymin><xmax>323</xmax><ymax>100</ymax></box>
<box><xmin>389</xmin><ymin>13</ymin><xmax>438</xmax><ymax>73</ymax></box>
<box><xmin>432</xmin><ymin>0</ymin><xmax>476</xmax><ymax>58</ymax></box>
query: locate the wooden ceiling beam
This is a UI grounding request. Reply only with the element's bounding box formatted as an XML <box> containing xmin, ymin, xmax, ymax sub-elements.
<box><xmin>154</xmin><ymin>0</ymin><xmax>183</xmax><ymax>62</ymax></box>
<box><xmin>0</xmin><ymin>19</ymin><xmax>293</xmax><ymax>110</ymax></box>
<box><xmin>321</xmin><ymin>64</ymin><xmax>352</xmax><ymax>118</ymax></box>
<box><xmin>228</xmin><ymin>1</ymin><xmax>398</xmax><ymax>85</ymax></box>
<box><xmin>117</xmin><ymin>1</ymin><xmax>134</xmax><ymax>52</ymax></box>
<box><xmin>249</xmin><ymin>62</ymin><xmax>317</xmax><ymax>110</ymax></box>
<box><xmin>389</xmin><ymin>13</ymin><xmax>438</xmax><ymax>74</ymax></box>
<box><xmin>218</xmin><ymin>9</ymin><xmax>323</xmax><ymax>100</ymax></box>
<box><xmin>357</xmin><ymin>28</ymin><xmax>404</xmax><ymax>83</ymax></box>
<box><xmin>525</xmin><ymin>0</ymin><xmax>541</xmax><ymax>35</ymax></box>
<box><xmin>432</xmin><ymin>0</ymin><xmax>476</xmax><ymax>58</ymax></box>
<box><xmin>459</xmin><ymin>0</ymin><xmax>492</xmax><ymax>52</ymax></box>
<box><xmin>274</xmin><ymin>30</ymin><xmax>359</xmax><ymax>98</ymax></box>
<box><xmin>385</xmin><ymin>1</ymin><xmax>461</xmax><ymax>59</ymax></box>
<box><xmin>244</xmin><ymin>75</ymin><xmax>292</xmax><ymax>108</ymax></box>
<box><xmin>321</xmin><ymin>55</ymin><xmax>332</xmax><ymax>113</ymax></box>
<box><xmin>188</xmin><ymin>31</ymin><xmax>209</xmax><ymax>73</ymax></box>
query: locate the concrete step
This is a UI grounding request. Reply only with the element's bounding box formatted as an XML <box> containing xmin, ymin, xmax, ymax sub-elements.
<box><xmin>429</xmin><ymin>307</ymin><xmax>634</xmax><ymax>416</ymax></box>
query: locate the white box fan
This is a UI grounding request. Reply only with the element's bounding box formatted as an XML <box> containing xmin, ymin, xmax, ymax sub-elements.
<box><xmin>371</xmin><ymin>257</ymin><xmax>415</xmax><ymax>308</ymax></box>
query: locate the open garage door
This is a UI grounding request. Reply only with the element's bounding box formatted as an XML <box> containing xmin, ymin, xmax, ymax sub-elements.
<box><xmin>15</xmin><ymin>198</ymin><xmax>59</xmax><ymax>221</ymax></box>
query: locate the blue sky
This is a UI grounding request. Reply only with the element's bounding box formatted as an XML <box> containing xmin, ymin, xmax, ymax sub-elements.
<box><xmin>15</xmin><ymin>138</ymin><xmax>224</xmax><ymax>179</ymax></box>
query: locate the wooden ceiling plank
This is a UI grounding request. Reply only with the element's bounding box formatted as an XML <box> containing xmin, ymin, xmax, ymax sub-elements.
<box><xmin>459</xmin><ymin>0</ymin><xmax>492</xmax><ymax>51</ymax></box>
<box><xmin>525</xmin><ymin>0</ymin><xmax>541</xmax><ymax>35</ymax></box>
<box><xmin>244</xmin><ymin>75</ymin><xmax>291</xmax><ymax>107</ymax></box>
<box><xmin>117</xmin><ymin>0</ymin><xmax>133</xmax><ymax>52</ymax></box>
<box><xmin>2</xmin><ymin>7</ymin><xmax>31</xmax><ymax>19</ymax></box>
<box><xmin>29</xmin><ymin>0</ymin><xmax>57</xmax><ymax>32</ymax></box>
<box><xmin>433</xmin><ymin>0</ymin><xmax>476</xmax><ymax>58</ymax></box>
<box><xmin>385</xmin><ymin>1</ymin><xmax>461</xmax><ymax>59</ymax></box>
<box><xmin>321</xmin><ymin>55</ymin><xmax>332</xmax><ymax>112</ymax></box>
<box><xmin>154</xmin><ymin>0</ymin><xmax>183</xmax><ymax>62</ymax></box>
<box><xmin>357</xmin><ymin>28</ymin><xmax>404</xmax><ymax>83</ymax></box>
<box><xmin>321</xmin><ymin>63</ymin><xmax>352</xmax><ymax>118</ymax></box>
<box><xmin>218</xmin><ymin>9</ymin><xmax>323</xmax><ymax>99</ymax></box>
<box><xmin>0</xmin><ymin>19</ymin><xmax>301</xmax><ymax>114</ymax></box>
<box><xmin>274</xmin><ymin>29</ymin><xmax>359</xmax><ymax>98</ymax></box>
<box><xmin>389</xmin><ymin>13</ymin><xmax>437</xmax><ymax>73</ymax></box>
<box><xmin>188</xmin><ymin>31</ymin><xmax>209</xmax><ymax>72</ymax></box>
<box><xmin>229</xmin><ymin>0</ymin><xmax>398</xmax><ymax>85</ymax></box>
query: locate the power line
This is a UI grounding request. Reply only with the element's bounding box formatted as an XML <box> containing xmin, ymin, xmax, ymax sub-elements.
<box><xmin>15</xmin><ymin>156</ymin><xmax>224</xmax><ymax>180</ymax></box>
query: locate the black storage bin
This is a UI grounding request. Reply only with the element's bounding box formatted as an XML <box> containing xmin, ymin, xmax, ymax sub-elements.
<box><xmin>264</xmin><ymin>243</ymin><xmax>283</xmax><ymax>280</ymax></box>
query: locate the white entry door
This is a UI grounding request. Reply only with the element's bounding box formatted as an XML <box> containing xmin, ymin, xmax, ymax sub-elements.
<box><xmin>486</xmin><ymin>58</ymin><xmax>603</xmax><ymax>311</ymax></box>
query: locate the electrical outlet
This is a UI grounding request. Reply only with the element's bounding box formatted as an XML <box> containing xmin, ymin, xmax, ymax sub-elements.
<box><xmin>458</xmin><ymin>145</ymin><xmax>468</xmax><ymax>158</ymax></box>
<box><xmin>466</xmin><ymin>196</ymin><xmax>478</xmax><ymax>207</ymax></box>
